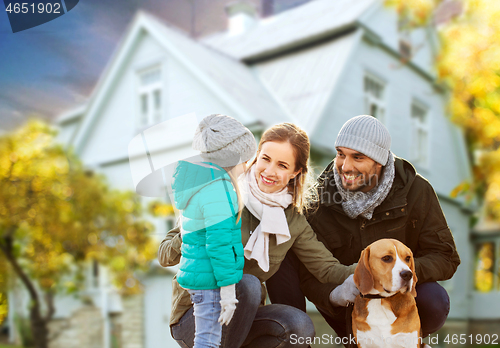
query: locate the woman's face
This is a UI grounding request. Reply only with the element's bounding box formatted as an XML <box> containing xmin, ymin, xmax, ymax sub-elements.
<box><xmin>254</xmin><ymin>141</ymin><xmax>301</xmax><ymax>193</ymax></box>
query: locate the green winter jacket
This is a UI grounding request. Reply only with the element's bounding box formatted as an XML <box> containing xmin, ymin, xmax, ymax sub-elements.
<box><xmin>172</xmin><ymin>161</ymin><xmax>244</xmax><ymax>290</ymax></box>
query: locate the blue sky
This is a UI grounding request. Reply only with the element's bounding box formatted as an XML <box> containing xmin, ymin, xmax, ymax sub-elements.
<box><xmin>0</xmin><ymin>0</ymin><xmax>137</xmax><ymax>129</ymax></box>
<box><xmin>0</xmin><ymin>0</ymin><xmax>234</xmax><ymax>130</ymax></box>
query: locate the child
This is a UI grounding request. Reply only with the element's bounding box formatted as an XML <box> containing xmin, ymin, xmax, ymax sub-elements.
<box><xmin>170</xmin><ymin>114</ymin><xmax>256</xmax><ymax>348</ymax></box>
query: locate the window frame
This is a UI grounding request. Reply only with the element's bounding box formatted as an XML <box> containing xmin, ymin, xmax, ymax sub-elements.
<box><xmin>410</xmin><ymin>99</ymin><xmax>430</xmax><ymax>169</ymax></box>
<box><xmin>473</xmin><ymin>237</ymin><xmax>500</xmax><ymax>293</ymax></box>
<box><xmin>363</xmin><ymin>73</ymin><xmax>387</xmax><ymax>124</ymax></box>
<box><xmin>135</xmin><ymin>64</ymin><xmax>165</xmax><ymax>129</ymax></box>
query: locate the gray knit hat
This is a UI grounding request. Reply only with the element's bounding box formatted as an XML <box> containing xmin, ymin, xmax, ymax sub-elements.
<box><xmin>192</xmin><ymin>114</ymin><xmax>256</xmax><ymax>167</ymax></box>
<box><xmin>335</xmin><ymin>115</ymin><xmax>391</xmax><ymax>165</ymax></box>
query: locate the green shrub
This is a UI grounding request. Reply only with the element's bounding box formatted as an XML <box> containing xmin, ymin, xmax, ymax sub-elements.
<box><xmin>13</xmin><ymin>315</ymin><xmax>33</xmax><ymax>348</ymax></box>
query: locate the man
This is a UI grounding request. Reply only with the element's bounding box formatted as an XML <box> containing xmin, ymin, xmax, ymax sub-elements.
<box><xmin>266</xmin><ymin>115</ymin><xmax>460</xmax><ymax>344</ymax></box>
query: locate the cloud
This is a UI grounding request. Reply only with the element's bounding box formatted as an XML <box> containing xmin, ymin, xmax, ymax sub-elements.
<box><xmin>0</xmin><ymin>82</ymin><xmax>80</xmax><ymax>129</ymax></box>
<box><xmin>0</xmin><ymin>106</ymin><xmax>25</xmax><ymax>131</ymax></box>
<box><xmin>0</xmin><ymin>0</ymin><xmax>236</xmax><ymax>129</ymax></box>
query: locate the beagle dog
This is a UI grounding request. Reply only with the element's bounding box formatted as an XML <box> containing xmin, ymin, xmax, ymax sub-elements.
<box><xmin>352</xmin><ymin>238</ymin><xmax>430</xmax><ymax>348</ymax></box>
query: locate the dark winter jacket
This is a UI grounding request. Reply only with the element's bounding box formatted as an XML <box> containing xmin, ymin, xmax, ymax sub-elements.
<box><xmin>300</xmin><ymin>156</ymin><xmax>461</xmax><ymax>315</ymax></box>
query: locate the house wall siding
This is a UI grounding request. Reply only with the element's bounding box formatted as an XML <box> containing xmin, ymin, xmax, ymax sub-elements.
<box><xmin>79</xmin><ymin>34</ymin><xmax>245</xmax><ymax>169</ymax></box>
<box><xmin>317</xmin><ymin>38</ymin><xmax>470</xmax><ymax>193</ymax></box>
<box><xmin>55</xmin><ymin>120</ymin><xmax>79</xmax><ymax>146</ymax></box>
<box><xmin>143</xmin><ymin>273</ymin><xmax>177</xmax><ymax>348</ymax></box>
<box><xmin>441</xmin><ymin>201</ymin><xmax>471</xmax><ymax>320</ymax></box>
<box><xmin>359</xmin><ymin>3</ymin><xmax>437</xmax><ymax>76</ymax></box>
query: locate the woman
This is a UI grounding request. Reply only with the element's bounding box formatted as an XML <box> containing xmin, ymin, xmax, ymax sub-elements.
<box><xmin>159</xmin><ymin>123</ymin><xmax>356</xmax><ymax>348</ymax></box>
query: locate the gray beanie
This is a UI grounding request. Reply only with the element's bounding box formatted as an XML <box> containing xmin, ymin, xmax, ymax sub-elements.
<box><xmin>192</xmin><ymin>114</ymin><xmax>256</xmax><ymax>167</ymax></box>
<box><xmin>335</xmin><ymin>115</ymin><xmax>391</xmax><ymax>165</ymax></box>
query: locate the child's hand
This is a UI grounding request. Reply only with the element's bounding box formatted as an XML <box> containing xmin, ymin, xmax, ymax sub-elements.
<box><xmin>218</xmin><ymin>284</ymin><xmax>238</xmax><ymax>325</ymax></box>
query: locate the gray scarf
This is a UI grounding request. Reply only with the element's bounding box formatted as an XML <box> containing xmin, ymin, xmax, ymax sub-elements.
<box><xmin>333</xmin><ymin>152</ymin><xmax>395</xmax><ymax>220</ymax></box>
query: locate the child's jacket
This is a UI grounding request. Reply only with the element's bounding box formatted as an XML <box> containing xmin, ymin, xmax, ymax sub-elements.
<box><xmin>172</xmin><ymin>161</ymin><xmax>244</xmax><ymax>290</ymax></box>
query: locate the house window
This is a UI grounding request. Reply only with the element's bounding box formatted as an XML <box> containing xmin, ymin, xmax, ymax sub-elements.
<box><xmin>474</xmin><ymin>242</ymin><xmax>496</xmax><ymax>292</ymax></box>
<box><xmin>137</xmin><ymin>67</ymin><xmax>163</xmax><ymax>127</ymax></box>
<box><xmin>397</xmin><ymin>19</ymin><xmax>412</xmax><ymax>61</ymax></box>
<box><xmin>89</xmin><ymin>259</ymin><xmax>99</xmax><ymax>288</ymax></box>
<box><xmin>410</xmin><ymin>102</ymin><xmax>429</xmax><ymax>167</ymax></box>
<box><xmin>399</xmin><ymin>39</ymin><xmax>412</xmax><ymax>60</ymax></box>
<box><xmin>364</xmin><ymin>75</ymin><xmax>386</xmax><ymax>123</ymax></box>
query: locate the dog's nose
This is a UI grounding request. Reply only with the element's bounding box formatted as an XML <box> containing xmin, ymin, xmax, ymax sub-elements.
<box><xmin>400</xmin><ymin>270</ymin><xmax>412</xmax><ymax>281</ymax></box>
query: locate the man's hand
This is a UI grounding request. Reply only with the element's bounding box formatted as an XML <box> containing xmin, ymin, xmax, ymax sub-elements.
<box><xmin>329</xmin><ymin>275</ymin><xmax>359</xmax><ymax>307</ymax></box>
<box><xmin>218</xmin><ymin>284</ymin><xmax>238</xmax><ymax>325</ymax></box>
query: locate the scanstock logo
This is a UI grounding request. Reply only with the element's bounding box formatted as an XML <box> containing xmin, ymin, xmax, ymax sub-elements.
<box><xmin>3</xmin><ymin>0</ymin><xmax>79</xmax><ymax>33</ymax></box>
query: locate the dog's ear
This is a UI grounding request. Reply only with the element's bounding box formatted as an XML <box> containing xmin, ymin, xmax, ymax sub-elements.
<box><xmin>354</xmin><ymin>246</ymin><xmax>373</xmax><ymax>295</ymax></box>
<box><xmin>409</xmin><ymin>250</ymin><xmax>418</xmax><ymax>297</ymax></box>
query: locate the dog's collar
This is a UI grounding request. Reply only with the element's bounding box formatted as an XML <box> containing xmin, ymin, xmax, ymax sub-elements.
<box><xmin>360</xmin><ymin>294</ymin><xmax>387</xmax><ymax>299</ymax></box>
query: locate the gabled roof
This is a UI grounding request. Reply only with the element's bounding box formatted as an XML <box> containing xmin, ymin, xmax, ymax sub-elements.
<box><xmin>142</xmin><ymin>13</ymin><xmax>292</xmax><ymax>126</ymax></box>
<box><xmin>255</xmin><ymin>29</ymin><xmax>362</xmax><ymax>134</ymax></box>
<box><xmin>202</xmin><ymin>0</ymin><xmax>376</xmax><ymax>61</ymax></box>
<box><xmin>67</xmin><ymin>0</ymin><xmax>385</xmax><ymax>154</ymax></box>
<box><xmin>56</xmin><ymin>104</ymin><xmax>86</xmax><ymax>125</ymax></box>
<box><xmin>70</xmin><ymin>11</ymin><xmax>293</xmax><ymax>154</ymax></box>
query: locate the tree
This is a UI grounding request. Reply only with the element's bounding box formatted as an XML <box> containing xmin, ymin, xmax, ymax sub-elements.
<box><xmin>387</xmin><ymin>0</ymin><xmax>500</xmax><ymax>219</ymax></box>
<box><xmin>0</xmin><ymin>257</ymin><xmax>8</xmax><ymax>327</ymax></box>
<box><xmin>0</xmin><ymin>120</ymin><xmax>158</xmax><ymax>348</ymax></box>
<box><xmin>436</xmin><ymin>0</ymin><xmax>500</xmax><ymax>220</ymax></box>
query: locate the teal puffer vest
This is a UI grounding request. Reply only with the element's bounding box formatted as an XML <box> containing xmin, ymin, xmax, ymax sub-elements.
<box><xmin>172</xmin><ymin>161</ymin><xmax>244</xmax><ymax>290</ymax></box>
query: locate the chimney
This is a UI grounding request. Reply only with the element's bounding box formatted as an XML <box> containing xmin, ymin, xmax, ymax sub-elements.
<box><xmin>225</xmin><ymin>1</ymin><xmax>258</xmax><ymax>36</ymax></box>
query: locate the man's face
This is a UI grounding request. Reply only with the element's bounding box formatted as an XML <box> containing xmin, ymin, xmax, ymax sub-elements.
<box><xmin>335</xmin><ymin>147</ymin><xmax>383</xmax><ymax>193</ymax></box>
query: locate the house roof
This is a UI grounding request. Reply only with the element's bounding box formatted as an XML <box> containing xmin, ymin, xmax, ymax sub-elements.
<box><xmin>202</xmin><ymin>0</ymin><xmax>376</xmax><ymax>61</ymax></box>
<box><xmin>70</xmin><ymin>11</ymin><xmax>295</xmax><ymax>154</ymax></box>
<box><xmin>67</xmin><ymin>0</ymin><xmax>383</xmax><ymax>154</ymax></box>
<box><xmin>141</xmin><ymin>13</ymin><xmax>293</xmax><ymax>127</ymax></box>
<box><xmin>56</xmin><ymin>104</ymin><xmax>87</xmax><ymax>125</ymax></box>
<box><xmin>254</xmin><ymin>29</ymin><xmax>362</xmax><ymax>134</ymax></box>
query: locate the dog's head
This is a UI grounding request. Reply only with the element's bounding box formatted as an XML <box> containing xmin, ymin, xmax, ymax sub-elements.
<box><xmin>353</xmin><ymin>238</ymin><xmax>417</xmax><ymax>297</ymax></box>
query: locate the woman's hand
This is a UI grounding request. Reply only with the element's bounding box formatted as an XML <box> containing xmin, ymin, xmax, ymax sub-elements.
<box><xmin>329</xmin><ymin>274</ymin><xmax>359</xmax><ymax>307</ymax></box>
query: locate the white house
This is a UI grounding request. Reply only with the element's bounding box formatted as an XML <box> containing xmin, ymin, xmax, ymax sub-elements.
<box><xmin>10</xmin><ymin>0</ymin><xmax>482</xmax><ymax>347</ymax></box>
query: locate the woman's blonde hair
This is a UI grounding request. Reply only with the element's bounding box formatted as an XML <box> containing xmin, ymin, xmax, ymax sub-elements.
<box><xmin>248</xmin><ymin>123</ymin><xmax>317</xmax><ymax>214</ymax></box>
<box><xmin>224</xmin><ymin>168</ymin><xmax>243</xmax><ymax>223</ymax></box>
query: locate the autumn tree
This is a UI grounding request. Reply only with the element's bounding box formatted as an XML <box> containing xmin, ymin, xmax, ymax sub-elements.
<box><xmin>387</xmin><ymin>0</ymin><xmax>500</xmax><ymax>219</ymax></box>
<box><xmin>0</xmin><ymin>257</ymin><xmax>8</xmax><ymax>328</ymax></box>
<box><xmin>436</xmin><ymin>0</ymin><xmax>500</xmax><ymax>219</ymax></box>
<box><xmin>0</xmin><ymin>120</ymin><xmax>158</xmax><ymax>348</ymax></box>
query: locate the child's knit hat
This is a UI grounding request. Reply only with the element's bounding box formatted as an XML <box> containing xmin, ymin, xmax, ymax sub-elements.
<box><xmin>193</xmin><ymin>114</ymin><xmax>256</xmax><ymax>167</ymax></box>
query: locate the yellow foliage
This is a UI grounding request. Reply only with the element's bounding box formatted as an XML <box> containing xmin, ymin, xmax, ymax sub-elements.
<box><xmin>148</xmin><ymin>201</ymin><xmax>175</xmax><ymax>217</ymax></box>
<box><xmin>387</xmin><ymin>0</ymin><xmax>500</xmax><ymax>219</ymax></box>
<box><xmin>0</xmin><ymin>293</ymin><xmax>8</xmax><ymax>325</ymax></box>
<box><xmin>439</xmin><ymin>0</ymin><xmax>500</xmax><ymax>218</ymax></box>
<box><xmin>0</xmin><ymin>259</ymin><xmax>8</xmax><ymax>325</ymax></box>
<box><xmin>385</xmin><ymin>0</ymin><xmax>435</xmax><ymax>26</ymax></box>
<box><xmin>0</xmin><ymin>120</ymin><xmax>158</xmax><ymax>301</ymax></box>
<box><xmin>475</xmin><ymin>242</ymin><xmax>495</xmax><ymax>292</ymax></box>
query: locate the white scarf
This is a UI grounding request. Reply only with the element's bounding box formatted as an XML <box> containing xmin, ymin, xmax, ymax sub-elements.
<box><xmin>239</xmin><ymin>165</ymin><xmax>292</xmax><ymax>272</ymax></box>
